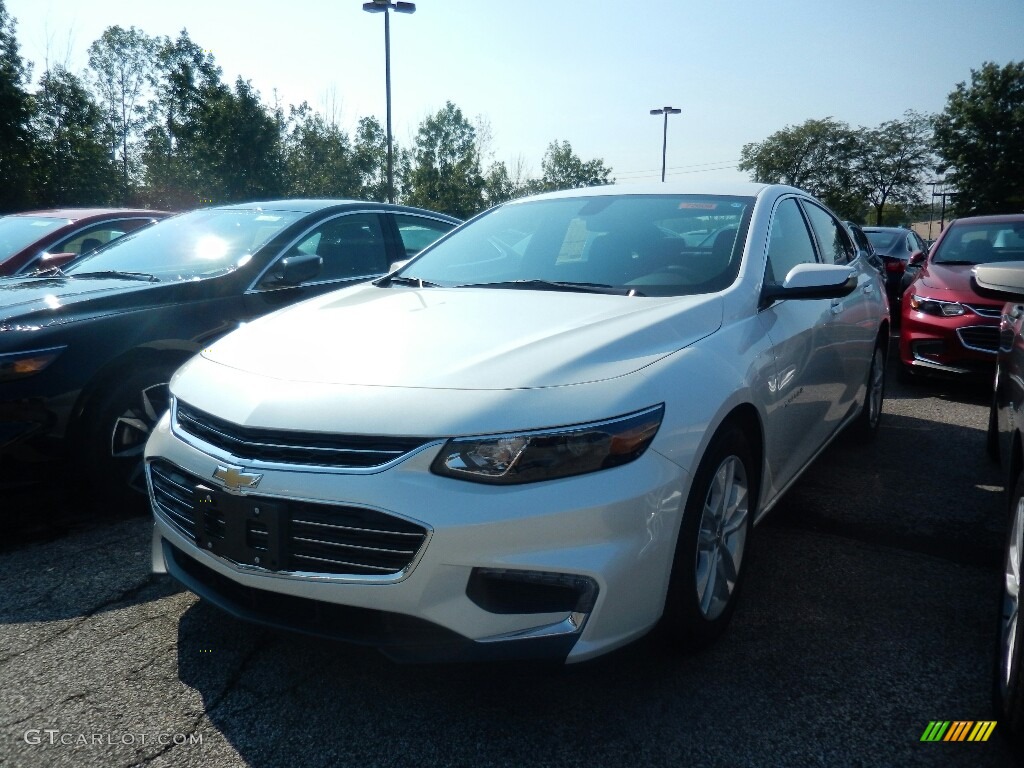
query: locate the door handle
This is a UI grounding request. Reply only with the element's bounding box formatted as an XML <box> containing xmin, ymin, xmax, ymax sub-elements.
<box><xmin>861</xmin><ymin>283</ymin><xmax>873</xmax><ymax>294</ymax></box>
<box><xmin>830</xmin><ymin>300</ymin><xmax>844</xmax><ymax>315</ymax></box>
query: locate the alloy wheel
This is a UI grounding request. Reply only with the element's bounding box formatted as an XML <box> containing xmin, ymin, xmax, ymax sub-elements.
<box><xmin>695</xmin><ymin>455</ymin><xmax>749</xmax><ymax>621</ymax></box>
<box><xmin>1001</xmin><ymin>495</ymin><xmax>1024</xmax><ymax>696</ymax></box>
<box><xmin>109</xmin><ymin>382</ymin><xmax>170</xmax><ymax>492</ymax></box>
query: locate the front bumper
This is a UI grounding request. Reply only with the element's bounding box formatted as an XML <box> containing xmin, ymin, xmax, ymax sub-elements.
<box><xmin>898</xmin><ymin>308</ymin><xmax>999</xmax><ymax>376</ymax></box>
<box><xmin>147</xmin><ymin>411</ymin><xmax>688</xmax><ymax>663</ymax></box>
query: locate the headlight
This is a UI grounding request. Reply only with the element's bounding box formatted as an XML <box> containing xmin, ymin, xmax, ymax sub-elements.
<box><xmin>0</xmin><ymin>346</ymin><xmax>67</xmax><ymax>382</ymax></box>
<box><xmin>431</xmin><ymin>405</ymin><xmax>664</xmax><ymax>485</ymax></box>
<box><xmin>908</xmin><ymin>294</ymin><xmax>966</xmax><ymax>317</ymax></box>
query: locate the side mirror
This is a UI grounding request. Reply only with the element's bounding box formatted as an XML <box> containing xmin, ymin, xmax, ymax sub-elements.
<box><xmin>761</xmin><ymin>263</ymin><xmax>858</xmax><ymax>307</ymax></box>
<box><xmin>971</xmin><ymin>262</ymin><xmax>1024</xmax><ymax>302</ymax></box>
<box><xmin>276</xmin><ymin>253</ymin><xmax>323</xmax><ymax>286</ymax></box>
<box><xmin>908</xmin><ymin>251</ymin><xmax>926</xmax><ymax>266</ymax></box>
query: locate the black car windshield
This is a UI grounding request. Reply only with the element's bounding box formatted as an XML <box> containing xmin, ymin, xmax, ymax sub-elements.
<box><xmin>864</xmin><ymin>230</ymin><xmax>905</xmax><ymax>254</ymax></box>
<box><xmin>932</xmin><ymin>221</ymin><xmax>1024</xmax><ymax>265</ymax></box>
<box><xmin>396</xmin><ymin>194</ymin><xmax>755</xmax><ymax>297</ymax></box>
<box><xmin>0</xmin><ymin>215</ymin><xmax>69</xmax><ymax>256</ymax></box>
<box><xmin>65</xmin><ymin>208</ymin><xmax>305</xmax><ymax>280</ymax></box>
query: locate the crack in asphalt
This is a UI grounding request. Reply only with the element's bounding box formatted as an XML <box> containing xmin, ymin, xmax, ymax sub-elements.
<box><xmin>0</xmin><ymin>575</ymin><xmax>158</xmax><ymax>667</ymax></box>
<box><xmin>3</xmin><ymin>692</ymin><xmax>89</xmax><ymax>729</ymax></box>
<box><xmin>124</xmin><ymin>637</ymin><xmax>266</xmax><ymax>767</ymax></box>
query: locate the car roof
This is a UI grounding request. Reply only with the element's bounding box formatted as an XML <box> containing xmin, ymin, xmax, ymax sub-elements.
<box><xmin>505</xmin><ymin>181</ymin><xmax>793</xmax><ymax>205</ymax></box>
<box><xmin>946</xmin><ymin>214</ymin><xmax>1024</xmax><ymax>226</ymax></box>
<box><xmin>6</xmin><ymin>208</ymin><xmax>168</xmax><ymax>219</ymax></box>
<box><xmin>210</xmin><ymin>199</ymin><xmax>460</xmax><ymax>220</ymax></box>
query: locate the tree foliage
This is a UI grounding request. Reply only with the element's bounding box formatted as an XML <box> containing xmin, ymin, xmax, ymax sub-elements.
<box><xmin>738</xmin><ymin>118</ymin><xmax>866</xmax><ymax>218</ymax></box>
<box><xmin>87</xmin><ymin>26</ymin><xmax>159</xmax><ymax>202</ymax></box>
<box><xmin>858</xmin><ymin>111</ymin><xmax>933</xmax><ymax>225</ymax></box>
<box><xmin>933</xmin><ymin>61</ymin><xmax>1024</xmax><ymax>216</ymax></box>
<box><xmin>0</xmin><ymin>0</ymin><xmax>34</xmax><ymax>211</ymax></box>
<box><xmin>405</xmin><ymin>101</ymin><xmax>485</xmax><ymax>218</ymax></box>
<box><xmin>31</xmin><ymin>66</ymin><xmax>117</xmax><ymax>206</ymax></box>
<box><xmin>539</xmin><ymin>140</ymin><xmax>613</xmax><ymax>192</ymax></box>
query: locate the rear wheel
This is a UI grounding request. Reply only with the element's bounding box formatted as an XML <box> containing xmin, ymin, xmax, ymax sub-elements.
<box><xmin>84</xmin><ymin>364</ymin><xmax>172</xmax><ymax>509</ymax></box>
<box><xmin>663</xmin><ymin>425</ymin><xmax>757</xmax><ymax>650</ymax></box>
<box><xmin>853</xmin><ymin>343</ymin><xmax>886</xmax><ymax>439</ymax></box>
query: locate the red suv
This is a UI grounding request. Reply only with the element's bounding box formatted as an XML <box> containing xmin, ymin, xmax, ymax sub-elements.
<box><xmin>899</xmin><ymin>214</ymin><xmax>1024</xmax><ymax>378</ymax></box>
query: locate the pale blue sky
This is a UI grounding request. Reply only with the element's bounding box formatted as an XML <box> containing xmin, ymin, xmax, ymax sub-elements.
<box><xmin>6</xmin><ymin>0</ymin><xmax>1023</xmax><ymax>184</ymax></box>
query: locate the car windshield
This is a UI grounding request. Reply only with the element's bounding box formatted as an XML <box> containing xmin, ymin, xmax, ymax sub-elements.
<box><xmin>864</xmin><ymin>230</ymin><xmax>904</xmax><ymax>253</ymax></box>
<box><xmin>396</xmin><ymin>194</ymin><xmax>755</xmax><ymax>297</ymax></box>
<box><xmin>932</xmin><ymin>221</ymin><xmax>1024</xmax><ymax>265</ymax></box>
<box><xmin>65</xmin><ymin>208</ymin><xmax>306</xmax><ymax>280</ymax></box>
<box><xmin>0</xmin><ymin>215</ymin><xmax>69</xmax><ymax>256</ymax></box>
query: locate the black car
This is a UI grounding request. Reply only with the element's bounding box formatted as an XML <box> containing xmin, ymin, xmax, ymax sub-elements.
<box><xmin>0</xmin><ymin>199</ymin><xmax>459</xmax><ymax>501</ymax></box>
<box><xmin>862</xmin><ymin>226</ymin><xmax>929</xmax><ymax>310</ymax></box>
<box><xmin>845</xmin><ymin>221</ymin><xmax>884</xmax><ymax>275</ymax></box>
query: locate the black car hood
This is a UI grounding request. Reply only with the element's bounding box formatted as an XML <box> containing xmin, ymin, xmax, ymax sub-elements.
<box><xmin>0</xmin><ymin>276</ymin><xmax>164</xmax><ymax>328</ymax></box>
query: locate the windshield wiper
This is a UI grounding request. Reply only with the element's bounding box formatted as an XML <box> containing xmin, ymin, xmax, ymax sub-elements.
<box><xmin>375</xmin><ymin>274</ymin><xmax>441</xmax><ymax>288</ymax></box>
<box><xmin>69</xmin><ymin>270</ymin><xmax>160</xmax><ymax>282</ymax></box>
<box><xmin>456</xmin><ymin>279</ymin><xmax>644</xmax><ymax>296</ymax></box>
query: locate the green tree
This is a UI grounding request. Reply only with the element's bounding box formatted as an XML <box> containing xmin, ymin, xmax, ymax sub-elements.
<box><xmin>933</xmin><ymin>61</ymin><xmax>1024</xmax><ymax>215</ymax></box>
<box><xmin>405</xmin><ymin>101</ymin><xmax>485</xmax><ymax>218</ymax></box>
<box><xmin>858</xmin><ymin>111</ymin><xmax>933</xmax><ymax>225</ymax></box>
<box><xmin>738</xmin><ymin>117</ymin><xmax>866</xmax><ymax>218</ymax></box>
<box><xmin>353</xmin><ymin>115</ymin><xmax>398</xmax><ymax>201</ymax></box>
<box><xmin>539</xmin><ymin>140</ymin><xmax>613</xmax><ymax>191</ymax></box>
<box><xmin>87</xmin><ymin>26</ymin><xmax>159</xmax><ymax>203</ymax></box>
<box><xmin>31</xmin><ymin>66</ymin><xmax>117</xmax><ymax>206</ymax></box>
<box><xmin>142</xmin><ymin>30</ymin><xmax>225</xmax><ymax>208</ymax></box>
<box><xmin>283</xmin><ymin>102</ymin><xmax>359</xmax><ymax>197</ymax></box>
<box><xmin>0</xmin><ymin>0</ymin><xmax>34</xmax><ymax>211</ymax></box>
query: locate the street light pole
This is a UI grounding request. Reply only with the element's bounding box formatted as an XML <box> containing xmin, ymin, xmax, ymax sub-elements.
<box><xmin>650</xmin><ymin>106</ymin><xmax>681</xmax><ymax>182</ymax></box>
<box><xmin>363</xmin><ymin>1</ymin><xmax>416</xmax><ymax>204</ymax></box>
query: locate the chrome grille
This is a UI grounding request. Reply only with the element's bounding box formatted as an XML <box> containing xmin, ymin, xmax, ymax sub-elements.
<box><xmin>174</xmin><ymin>401</ymin><xmax>434</xmax><ymax>468</ymax></box>
<box><xmin>964</xmin><ymin>303</ymin><xmax>1002</xmax><ymax>319</ymax></box>
<box><xmin>148</xmin><ymin>459</ymin><xmax>428</xmax><ymax>576</ymax></box>
<box><xmin>957</xmin><ymin>325</ymin><xmax>999</xmax><ymax>353</ymax></box>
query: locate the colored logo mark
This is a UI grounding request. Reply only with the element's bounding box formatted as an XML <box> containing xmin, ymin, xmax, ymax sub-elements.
<box><xmin>920</xmin><ymin>721</ymin><xmax>997</xmax><ymax>742</ymax></box>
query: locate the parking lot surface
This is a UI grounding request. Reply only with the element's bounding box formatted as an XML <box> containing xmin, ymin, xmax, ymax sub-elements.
<box><xmin>0</xmin><ymin>347</ymin><xmax>1017</xmax><ymax>767</ymax></box>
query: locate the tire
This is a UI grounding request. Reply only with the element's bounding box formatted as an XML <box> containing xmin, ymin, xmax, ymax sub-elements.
<box><xmin>852</xmin><ymin>343</ymin><xmax>886</xmax><ymax>439</ymax></box>
<box><xmin>663</xmin><ymin>425</ymin><xmax>758</xmax><ymax>650</ymax></box>
<box><xmin>994</xmin><ymin>472</ymin><xmax>1024</xmax><ymax>745</ymax></box>
<box><xmin>988</xmin><ymin>392</ymin><xmax>1001</xmax><ymax>463</ymax></box>
<box><xmin>84</xmin><ymin>364</ymin><xmax>172</xmax><ymax>508</ymax></box>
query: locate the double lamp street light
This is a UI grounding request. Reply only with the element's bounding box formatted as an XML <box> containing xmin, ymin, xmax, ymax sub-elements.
<box><xmin>362</xmin><ymin>0</ymin><xmax>415</xmax><ymax>204</ymax></box>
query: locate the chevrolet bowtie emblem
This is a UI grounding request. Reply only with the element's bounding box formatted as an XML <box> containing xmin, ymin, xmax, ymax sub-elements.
<box><xmin>213</xmin><ymin>465</ymin><xmax>263</xmax><ymax>492</ymax></box>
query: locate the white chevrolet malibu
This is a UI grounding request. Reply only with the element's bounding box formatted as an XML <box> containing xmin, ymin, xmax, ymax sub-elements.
<box><xmin>147</xmin><ymin>182</ymin><xmax>889</xmax><ymax>663</ymax></box>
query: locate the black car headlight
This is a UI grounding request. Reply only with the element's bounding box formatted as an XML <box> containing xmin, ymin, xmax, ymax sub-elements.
<box><xmin>908</xmin><ymin>294</ymin><xmax>965</xmax><ymax>317</ymax></box>
<box><xmin>0</xmin><ymin>346</ymin><xmax>67</xmax><ymax>382</ymax></box>
<box><xmin>431</xmin><ymin>405</ymin><xmax>664</xmax><ymax>485</ymax></box>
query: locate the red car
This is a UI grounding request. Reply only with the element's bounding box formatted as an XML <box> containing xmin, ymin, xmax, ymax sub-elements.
<box><xmin>0</xmin><ymin>208</ymin><xmax>170</xmax><ymax>276</ymax></box>
<box><xmin>900</xmin><ymin>214</ymin><xmax>1024</xmax><ymax>378</ymax></box>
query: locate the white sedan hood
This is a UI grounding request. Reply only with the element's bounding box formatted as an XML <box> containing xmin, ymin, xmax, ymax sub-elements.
<box><xmin>204</xmin><ymin>284</ymin><xmax>722</xmax><ymax>390</ymax></box>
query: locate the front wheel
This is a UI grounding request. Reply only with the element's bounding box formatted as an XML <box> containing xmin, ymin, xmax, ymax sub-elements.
<box><xmin>663</xmin><ymin>425</ymin><xmax>758</xmax><ymax>650</ymax></box>
<box><xmin>995</xmin><ymin>473</ymin><xmax>1024</xmax><ymax>744</ymax></box>
<box><xmin>84</xmin><ymin>364</ymin><xmax>172</xmax><ymax>508</ymax></box>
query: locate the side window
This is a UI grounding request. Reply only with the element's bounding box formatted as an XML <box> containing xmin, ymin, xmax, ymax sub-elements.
<box><xmin>54</xmin><ymin>221</ymin><xmax>152</xmax><ymax>256</ymax></box>
<box><xmin>269</xmin><ymin>213</ymin><xmax>387</xmax><ymax>285</ymax></box>
<box><xmin>765</xmin><ymin>198</ymin><xmax>817</xmax><ymax>284</ymax></box>
<box><xmin>392</xmin><ymin>214</ymin><xmax>455</xmax><ymax>257</ymax></box>
<box><xmin>802</xmin><ymin>202</ymin><xmax>855</xmax><ymax>265</ymax></box>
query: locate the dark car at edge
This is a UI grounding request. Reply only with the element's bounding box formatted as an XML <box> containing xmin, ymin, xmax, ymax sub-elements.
<box><xmin>0</xmin><ymin>199</ymin><xmax>459</xmax><ymax>501</ymax></box>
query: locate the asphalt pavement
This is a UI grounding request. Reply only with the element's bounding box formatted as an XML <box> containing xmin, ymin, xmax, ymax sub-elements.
<box><xmin>0</xmin><ymin>343</ymin><xmax>1017</xmax><ymax>767</ymax></box>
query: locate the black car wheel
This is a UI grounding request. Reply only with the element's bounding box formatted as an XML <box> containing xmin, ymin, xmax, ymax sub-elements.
<box><xmin>995</xmin><ymin>473</ymin><xmax>1024</xmax><ymax>743</ymax></box>
<box><xmin>663</xmin><ymin>425</ymin><xmax>757</xmax><ymax>650</ymax></box>
<box><xmin>85</xmin><ymin>364</ymin><xmax>172</xmax><ymax>507</ymax></box>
